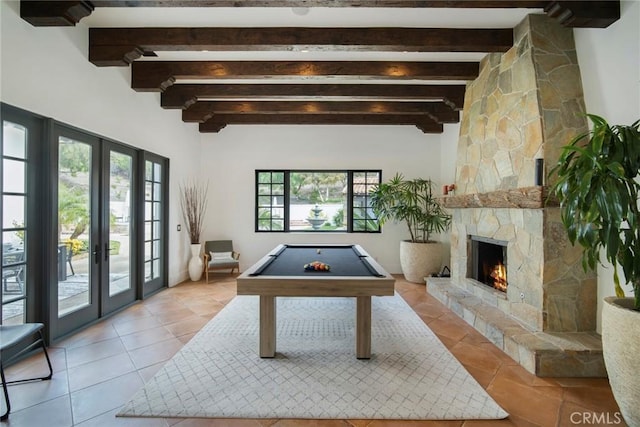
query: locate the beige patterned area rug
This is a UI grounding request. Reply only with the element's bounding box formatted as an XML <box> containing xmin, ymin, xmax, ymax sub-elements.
<box><xmin>118</xmin><ymin>293</ymin><xmax>508</xmax><ymax>420</ymax></box>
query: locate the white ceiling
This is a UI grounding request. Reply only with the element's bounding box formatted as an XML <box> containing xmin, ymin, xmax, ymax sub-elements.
<box><xmin>82</xmin><ymin>7</ymin><xmax>541</xmax><ymax>28</ymax></box>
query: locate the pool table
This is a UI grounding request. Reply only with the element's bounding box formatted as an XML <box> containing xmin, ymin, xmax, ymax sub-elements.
<box><xmin>236</xmin><ymin>244</ymin><xmax>395</xmax><ymax>359</ymax></box>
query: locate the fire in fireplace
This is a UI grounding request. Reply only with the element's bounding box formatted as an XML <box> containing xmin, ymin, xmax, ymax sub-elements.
<box><xmin>468</xmin><ymin>236</ymin><xmax>508</xmax><ymax>292</ymax></box>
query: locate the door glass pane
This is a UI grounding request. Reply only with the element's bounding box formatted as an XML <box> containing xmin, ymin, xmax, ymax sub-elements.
<box><xmin>58</xmin><ymin>136</ymin><xmax>92</xmax><ymax>316</ymax></box>
<box><xmin>153</xmin><ymin>202</ymin><xmax>161</xmax><ymax>220</ymax></box>
<box><xmin>144</xmin><ymin>241</ymin><xmax>151</xmax><ymax>261</ymax></box>
<box><xmin>109</xmin><ymin>151</ymin><xmax>133</xmax><ymax>296</ymax></box>
<box><xmin>2</xmin><ymin>195</ymin><xmax>25</xmax><ymax>229</ymax></box>
<box><xmin>2</xmin><ymin>300</ymin><xmax>25</xmax><ymax>325</ymax></box>
<box><xmin>153</xmin><ymin>183</ymin><xmax>161</xmax><ymax>200</ymax></box>
<box><xmin>2</xmin><ymin>231</ymin><xmax>26</xmax><ymax>308</ymax></box>
<box><xmin>145</xmin><ymin>202</ymin><xmax>152</xmax><ymax>221</ymax></box>
<box><xmin>2</xmin><ymin>121</ymin><xmax>26</xmax><ymax>159</ymax></box>
<box><xmin>3</xmin><ymin>159</ymin><xmax>25</xmax><ymax>193</ymax></box>
<box><xmin>145</xmin><ymin>261</ymin><xmax>152</xmax><ymax>281</ymax></box>
<box><xmin>153</xmin><ymin>259</ymin><xmax>160</xmax><ymax>279</ymax></box>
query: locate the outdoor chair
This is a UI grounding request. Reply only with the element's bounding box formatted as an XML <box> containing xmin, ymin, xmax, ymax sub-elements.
<box><xmin>67</xmin><ymin>248</ymin><xmax>75</xmax><ymax>276</ymax></box>
<box><xmin>2</xmin><ymin>251</ymin><xmax>24</xmax><ymax>295</ymax></box>
<box><xmin>203</xmin><ymin>240</ymin><xmax>240</xmax><ymax>283</ymax></box>
<box><xmin>0</xmin><ymin>323</ymin><xmax>53</xmax><ymax>420</ymax></box>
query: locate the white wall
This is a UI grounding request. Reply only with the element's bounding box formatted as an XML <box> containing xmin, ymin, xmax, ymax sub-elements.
<box><xmin>1</xmin><ymin>1</ymin><xmax>201</xmax><ymax>285</ymax></box>
<box><xmin>199</xmin><ymin>125</ymin><xmax>444</xmax><ymax>273</ymax></box>
<box><xmin>438</xmin><ymin>121</ymin><xmax>462</xmax><ymax>268</ymax></box>
<box><xmin>574</xmin><ymin>0</ymin><xmax>640</xmax><ymax>332</ymax></box>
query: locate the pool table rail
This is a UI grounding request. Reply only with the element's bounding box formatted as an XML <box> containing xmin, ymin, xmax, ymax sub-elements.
<box><xmin>237</xmin><ymin>243</ymin><xmax>394</xmax><ymax>297</ymax></box>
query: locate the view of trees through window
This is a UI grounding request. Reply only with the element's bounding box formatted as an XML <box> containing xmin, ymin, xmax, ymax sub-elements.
<box><xmin>58</xmin><ymin>138</ymin><xmax>91</xmax><ymax>250</ymax></box>
<box><xmin>290</xmin><ymin>172</ymin><xmax>347</xmax><ymax>231</ymax></box>
<box><xmin>57</xmin><ymin>137</ymin><xmax>134</xmax><ymax>315</ymax></box>
<box><xmin>256</xmin><ymin>170</ymin><xmax>380</xmax><ymax>233</ymax></box>
<box><xmin>58</xmin><ymin>140</ymin><xmax>131</xmax><ymax>258</ymax></box>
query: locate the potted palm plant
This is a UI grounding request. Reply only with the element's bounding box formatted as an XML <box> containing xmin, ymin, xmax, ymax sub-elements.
<box><xmin>370</xmin><ymin>173</ymin><xmax>451</xmax><ymax>283</ymax></box>
<box><xmin>549</xmin><ymin>114</ymin><xmax>640</xmax><ymax>426</ymax></box>
<box><xmin>180</xmin><ymin>180</ymin><xmax>208</xmax><ymax>281</ymax></box>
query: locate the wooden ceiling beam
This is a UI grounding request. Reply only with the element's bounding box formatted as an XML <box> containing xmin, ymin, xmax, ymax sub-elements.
<box><xmin>131</xmin><ymin>61</ymin><xmax>479</xmax><ymax>92</ymax></box>
<box><xmin>182</xmin><ymin>100</ymin><xmax>459</xmax><ymax>123</ymax></box>
<box><xmin>20</xmin><ymin>1</ymin><xmax>93</xmax><ymax>26</ymax></box>
<box><xmin>20</xmin><ymin>1</ymin><xmax>619</xmax><ymax>28</ymax></box>
<box><xmin>89</xmin><ymin>27</ymin><xmax>513</xmax><ymax>66</ymax></box>
<box><xmin>544</xmin><ymin>1</ymin><xmax>620</xmax><ymax>28</ymax></box>
<box><xmin>198</xmin><ymin>113</ymin><xmax>445</xmax><ymax>134</ymax></box>
<box><xmin>160</xmin><ymin>83</ymin><xmax>467</xmax><ymax>110</ymax></box>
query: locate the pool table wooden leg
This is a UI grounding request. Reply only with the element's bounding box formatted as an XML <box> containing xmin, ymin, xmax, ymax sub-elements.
<box><xmin>356</xmin><ymin>296</ymin><xmax>371</xmax><ymax>359</ymax></box>
<box><xmin>260</xmin><ymin>295</ymin><xmax>276</xmax><ymax>358</ymax></box>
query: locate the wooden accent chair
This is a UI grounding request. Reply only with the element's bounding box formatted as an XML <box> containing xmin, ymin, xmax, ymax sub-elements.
<box><xmin>203</xmin><ymin>240</ymin><xmax>240</xmax><ymax>283</ymax></box>
<box><xmin>1</xmin><ymin>323</ymin><xmax>53</xmax><ymax>420</ymax></box>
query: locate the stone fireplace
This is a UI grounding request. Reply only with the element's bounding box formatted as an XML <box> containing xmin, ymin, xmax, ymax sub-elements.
<box><xmin>426</xmin><ymin>14</ymin><xmax>605</xmax><ymax>377</ymax></box>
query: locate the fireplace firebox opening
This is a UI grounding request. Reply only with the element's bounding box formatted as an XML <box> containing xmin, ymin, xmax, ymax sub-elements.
<box><xmin>468</xmin><ymin>236</ymin><xmax>508</xmax><ymax>292</ymax></box>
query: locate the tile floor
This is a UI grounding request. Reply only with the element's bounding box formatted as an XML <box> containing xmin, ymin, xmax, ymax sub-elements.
<box><xmin>1</xmin><ymin>276</ymin><xmax>624</xmax><ymax>427</ymax></box>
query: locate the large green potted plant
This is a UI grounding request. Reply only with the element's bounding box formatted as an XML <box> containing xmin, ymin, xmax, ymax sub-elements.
<box><xmin>550</xmin><ymin>114</ymin><xmax>640</xmax><ymax>426</ymax></box>
<box><xmin>370</xmin><ymin>173</ymin><xmax>451</xmax><ymax>283</ymax></box>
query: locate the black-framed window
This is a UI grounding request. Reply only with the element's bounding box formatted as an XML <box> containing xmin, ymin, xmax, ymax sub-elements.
<box><xmin>255</xmin><ymin>170</ymin><xmax>381</xmax><ymax>233</ymax></box>
<box><xmin>142</xmin><ymin>153</ymin><xmax>169</xmax><ymax>297</ymax></box>
<box><xmin>257</xmin><ymin>171</ymin><xmax>286</xmax><ymax>231</ymax></box>
<box><xmin>2</xmin><ymin>120</ymin><xmax>29</xmax><ymax>324</ymax></box>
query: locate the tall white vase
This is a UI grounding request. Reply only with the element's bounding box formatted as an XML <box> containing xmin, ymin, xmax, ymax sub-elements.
<box><xmin>188</xmin><ymin>243</ymin><xmax>203</xmax><ymax>281</ymax></box>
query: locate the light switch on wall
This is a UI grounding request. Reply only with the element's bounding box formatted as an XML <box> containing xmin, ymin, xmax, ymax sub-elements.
<box><xmin>177</xmin><ymin>224</ymin><xmax>181</xmax><ymax>231</ymax></box>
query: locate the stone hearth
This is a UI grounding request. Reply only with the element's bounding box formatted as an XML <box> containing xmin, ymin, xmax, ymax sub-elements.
<box><xmin>426</xmin><ymin>14</ymin><xmax>605</xmax><ymax>377</ymax></box>
<box><xmin>427</xmin><ymin>279</ymin><xmax>605</xmax><ymax>377</ymax></box>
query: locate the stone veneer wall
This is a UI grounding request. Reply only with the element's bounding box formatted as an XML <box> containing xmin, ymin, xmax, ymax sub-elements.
<box><xmin>450</xmin><ymin>14</ymin><xmax>596</xmax><ymax>333</ymax></box>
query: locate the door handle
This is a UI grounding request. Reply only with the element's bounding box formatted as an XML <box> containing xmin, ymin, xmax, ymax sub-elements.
<box><xmin>93</xmin><ymin>244</ymin><xmax>100</xmax><ymax>264</ymax></box>
<box><xmin>105</xmin><ymin>243</ymin><xmax>109</xmax><ymax>261</ymax></box>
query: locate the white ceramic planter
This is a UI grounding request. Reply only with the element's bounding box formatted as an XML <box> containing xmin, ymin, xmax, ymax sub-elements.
<box><xmin>188</xmin><ymin>243</ymin><xmax>203</xmax><ymax>281</ymax></box>
<box><xmin>399</xmin><ymin>240</ymin><xmax>443</xmax><ymax>283</ymax></box>
<box><xmin>602</xmin><ymin>296</ymin><xmax>640</xmax><ymax>426</ymax></box>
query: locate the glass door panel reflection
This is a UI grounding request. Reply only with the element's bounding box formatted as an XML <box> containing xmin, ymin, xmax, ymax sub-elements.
<box><xmin>108</xmin><ymin>151</ymin><xmax>132</xmax><ymax>296</ymax></box>
<box><xmin>58</xmin><ymin>136</ymin><xmax>93</xmax><ymax>316</ymax></box>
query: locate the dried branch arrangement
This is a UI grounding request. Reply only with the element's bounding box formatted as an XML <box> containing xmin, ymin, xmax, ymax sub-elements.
<box><xmin>180</xmin><ymin>180</ymin><xmax>208</xmax><ymax>244</ymax></box>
